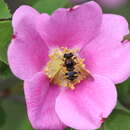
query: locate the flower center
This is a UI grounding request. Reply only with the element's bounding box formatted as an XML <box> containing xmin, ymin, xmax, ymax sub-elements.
<box><xmin>44</xmin><ymin>47</ymin><xmax>91</xmax><ymax>90</ymax></box>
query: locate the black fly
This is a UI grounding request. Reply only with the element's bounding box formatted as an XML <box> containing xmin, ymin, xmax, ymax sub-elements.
<box><xmin>64</xmin><ymin>53</ymin><xmax>78</xmax><ymax>81</ymax></box>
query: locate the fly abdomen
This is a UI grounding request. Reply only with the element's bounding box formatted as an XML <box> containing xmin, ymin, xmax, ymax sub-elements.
<box><xmin>65</xmin><ymin>71</ymin><xmax>78</xmax><ymax>81</ymax></box>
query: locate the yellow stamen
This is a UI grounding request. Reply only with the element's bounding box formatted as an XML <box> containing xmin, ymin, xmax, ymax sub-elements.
<box><xmin>44</xmin><ymin>47</ymin><xmax>91</xmax><ymax>89</ymax></box>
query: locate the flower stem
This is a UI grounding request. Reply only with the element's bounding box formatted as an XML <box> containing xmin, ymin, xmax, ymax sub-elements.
<box><xmin>0</xmin><ymin>18</ymin><xmax>12</xmax><ymax>21</ymax></box>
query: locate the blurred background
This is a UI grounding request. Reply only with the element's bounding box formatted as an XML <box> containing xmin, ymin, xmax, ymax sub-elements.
<box><xmin>0</xmin><ymin>0</ymin><xmax>130</xmax><ymax>130</ymax></box>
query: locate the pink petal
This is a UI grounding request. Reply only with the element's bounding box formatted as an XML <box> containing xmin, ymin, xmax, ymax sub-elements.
<box><xmin>55</xmin><ymin>74</ymin><xmax>117</xmax><ymax>129</ymax></box>
<box><xmin>8</xmin><ymin>6</ymin><xmax>49</xmax><ymax>80</ymax></box>
<box><xmin>24</xmin><ymin>72</ymin><xmax>66</xmax><ymax>130</ymax></box>
<box><xmin>80</xmin><ymin>14</ymin><xmax>130</xmax><ymax>84</ymax></box>
<box><xmin>36</xmin><ymin>1</ymin><xmax>102</xmax><ymax>48</ymax></box>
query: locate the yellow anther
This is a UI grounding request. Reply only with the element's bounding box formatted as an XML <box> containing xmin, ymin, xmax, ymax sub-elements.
<box><xmin>44</xmin><ymin>47</ymin><xmax>91</xmax><ymax>90</ymax></box>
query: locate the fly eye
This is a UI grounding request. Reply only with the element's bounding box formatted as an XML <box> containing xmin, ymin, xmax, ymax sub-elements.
<box><xmin>65</xmin><ymin>73</ymin><xmax>68</xmax><ymax>75</ymax></box>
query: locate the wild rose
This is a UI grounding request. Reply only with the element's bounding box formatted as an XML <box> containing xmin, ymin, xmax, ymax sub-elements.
<box><xmin>8</xmin><ymin>1</ymin><xmax>130</xmax><ymax>130</ymax></box>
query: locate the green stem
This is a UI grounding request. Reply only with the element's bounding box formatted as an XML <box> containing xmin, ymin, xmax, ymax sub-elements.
<box><xmin>0</xmin><ymin>18</ymin><xmax>12</xmax><ymax>21</ymax></box>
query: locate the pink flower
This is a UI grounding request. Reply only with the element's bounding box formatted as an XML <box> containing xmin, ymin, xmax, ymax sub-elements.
<box><xmin>8</xmin><ymin>1</ymin><xmax>130</xmax><ymax>130</ymax></box>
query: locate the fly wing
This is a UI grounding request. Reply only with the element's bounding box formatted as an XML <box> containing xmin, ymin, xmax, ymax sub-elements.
<box><xmin>80</xmin><ymin>68</ymin><xmax>94</xmax><ymax>80</ymax></box>
<box><xmin>50</xmin><ymin>67</ymin><xmax>68</xmax><ymax>87</ymax></box>
<box><xmin>50</xmin><ymin>68</ymin><xmax>61</xmax><ymax>84</ymax></box>
<box><xmin>75</xmin><ymin>64</ymin><xmax>94</xmax><ymax>81</ymax></box>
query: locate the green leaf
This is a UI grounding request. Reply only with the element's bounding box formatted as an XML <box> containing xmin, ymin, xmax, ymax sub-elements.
<box><xmin>0</xmin><ymin>21</ymin><xmax>12</xmax><ymax>64</ymax></box>
<box><xmin>0</xmin><ymin>105</ymin><xmax>6</xmax><ymax>128</ymax></box>
<box><xmin>21</xmin><ymin>0</ymin><xmax>39</xmax><ymax>6</ymax></box>
<box><xmin>65</xmin><ymin>128</ymin><xmax>74</xmax><ymax>130</ymax></box>
<box><xmin>0</xmin><ymin>61</ymin><xmax>13</xmax><ymax>79</ymax></box>
<box><xmin>116</xmin><ymin>101</ymin><xmax>130</xmax><ymax>113</ymax></box>
<box><xmin>98</xmin><ymin>110</ymin><xmax>130</xmax><ymax>130</ymax></box>
<box><xmin>1</xmin><ymin>99</ymin><xmax>33</xmax><ymax>130</ymax></box>
<box><xmin>18</xmin><ymin>0</ymin><xmax>67</xmax><ymax>14</ymax></box>
<box><xmin>0</xmin><ymin>0</ymin><xmax>12</xmax><ymax>64</ymax></box>
<box><xmin>0</xmin><ymin>0</ymin><xmax>11</xmax><ymax>19</ymax></box>
<box><xmin>19</xmin><ymin>119</ymin><xmax>33</xmax><ymax>130</ymax></box>
<box><xmin>117</xmin><ymin>78</ymin><xmax>130</xmax><ymax>109</ymax></box>
<box><xmin>32</xmin><ymin>0</ymin><xmax>67</xmax><ymax>14</ymax></box>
